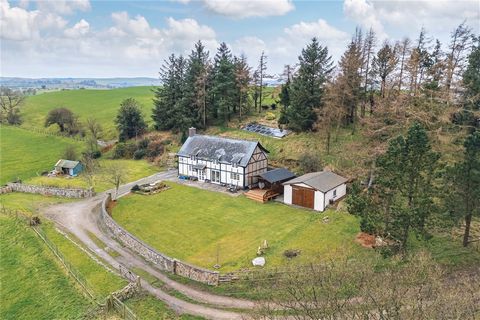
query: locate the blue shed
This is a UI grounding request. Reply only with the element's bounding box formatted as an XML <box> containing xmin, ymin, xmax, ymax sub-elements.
<box><xmin>54</xmin><ymin>159</ymin><xmax>83</xmax><ymax>177</ymax></box>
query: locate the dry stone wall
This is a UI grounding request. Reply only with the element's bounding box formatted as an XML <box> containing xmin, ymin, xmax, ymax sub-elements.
<box><xmin>0</xmin><ymin>186</ymin><xmax>12</xmax><ymax>194</ymax></box>
<box><xmin>7</xmin><ymin>183</ymin><xmax>95</xmax><ymax>198</ymax></box>
<box><xmin>100</xmin><ymin>195</ymin><xmax>219</xmax><ymax>286</ymax></box>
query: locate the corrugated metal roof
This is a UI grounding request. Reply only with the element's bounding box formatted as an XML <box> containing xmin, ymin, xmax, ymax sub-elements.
<box><xmin>283</xmin><ymin>171</ymin><xmax>347</xmax><ymax>192</ymax></box>
<box><xmin>177</xmin><ymin>135</ymin><xmax>268</xmax><ymax>167</ymax></box>
<box><xmin>55</xmin><ymin>159</ymin><xmax>80</xmax><ymax>169</ymax></box>
<box><xmin>259</xmin><ymin>168</ymin><xmax>296</xmax><ymax>183</ymax></box>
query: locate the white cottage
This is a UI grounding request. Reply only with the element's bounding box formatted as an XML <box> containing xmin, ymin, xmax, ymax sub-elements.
<box><xmin>177</xmin><ymin>128</ymin><xmax>269</xmax><ymax>189</ymax></box>
<box><xmin>283</xmin><ymin>171</ymin><xmax>347</xmax><ymax>212</ymax></box>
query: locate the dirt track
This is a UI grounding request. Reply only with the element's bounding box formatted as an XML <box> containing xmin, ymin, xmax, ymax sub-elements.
<box><xmin>42</xmin><ymin>170</ymin><xmax>257</xmax><ymax>320</ymax></box>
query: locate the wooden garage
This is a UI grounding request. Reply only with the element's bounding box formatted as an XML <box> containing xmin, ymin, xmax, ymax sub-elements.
<box><xmin>291</xmin><ymin>185</ymin><xmax>314</xmax><ymax>209</ymax></box>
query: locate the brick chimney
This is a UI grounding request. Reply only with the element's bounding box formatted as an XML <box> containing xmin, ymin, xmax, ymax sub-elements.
<box><xmin>188</xmin><ymin>127</ymin><xmax>197</xmax><ymax>137</ymax></box>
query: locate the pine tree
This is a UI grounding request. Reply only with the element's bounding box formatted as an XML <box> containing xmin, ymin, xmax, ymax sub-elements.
<box><xmin>462</xmin><ymin>38</ymin><xmax>480</xmax><ymax>110</ymax></box>
<box><xmin>233</xmin><ymin>54</ymin><xmax>251</xmax><ymax>121</ymax></box>
<box><xmin>116</xmin><ymin>98</ymin><xmax>147</xmax><ymax>141</ymax></box>
<box><xmin>182</xmin><ymin>41</ymin><xmax>210</xmax><ymax>129</ymax></box>
<box><xmin>375</xmin><ymin>122</ymin><xmax>440</xmax><ymax>251</ymax></box>
<box><xmin>257</xmin><ymin>51</ymin><xmax>267</xmax><ymax>112</ymax></box>
<box><xmin>371</xmin><ymin>41</ymin><xmax>397</xmax><ymax>98</ymax></box>
<box><xmin>335</xmin><ymin>38</ymin><xmax>363</xmax><ymax>130</ymax></box>
<box><xmin>395</xmin><ymin>37</ymin><xmax>411</xmax><ymax>93</ymax></box>
<box><xmin>445</xmin><ymin>131</ymin><xmax>480</xmax><ymax>247</ymax></box>
<box><xmin>211</xmin><ymin>42</ymin><xmax>236</xmax><ymax>123</ymax></box>
<box><xmin>152</xmin><ymin>54</ymin><xmax>186</xmax><ymax>131</ymax></box>
<box><xmin>362</xmin><ymin>28</ymin><xmax>376</xmax><ymax>116</ymax></box>
<box><xmin>286</xmin><ymin>38</ymin><xmax>333</xmax><ymax>132</ymax></box>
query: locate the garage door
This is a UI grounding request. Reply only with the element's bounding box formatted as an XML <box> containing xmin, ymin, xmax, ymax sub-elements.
<box><xmin>292</xmin><ymin>186</ymin><xmax>315</xmax><ymax>209</ymax></box>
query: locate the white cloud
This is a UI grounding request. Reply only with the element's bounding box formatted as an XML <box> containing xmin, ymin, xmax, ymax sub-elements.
<box><xmin>0</xmin><ymin>0</ymin><xmax>39</xmax><ymax>40</ymax></box>
<box><xmin>343</xmin><ymin>0</ymin><xmax>387</xmax><ymax>39</ymax></box>
<box><xmin>64</xmin><ymin>19</ymin><xmax>89</xmax><ymax>38</ymax></box>
<box><xmin>203</xmin><ymin>0</ymin><xmax>294</xmax><ymax>19</ymax></box>
<box><xmin>36</xmin><ymin>0</ymin><xmax>90</xmax><ymax>15</ymax></box>
<box><xmin>343</xmin><ymin>0</ymin><xmax>479</xmax><ymax>39</ymax></box>
<box><xmin>232</xmin><ymin>36</ymin><xmax>267</xmax><ymax>68</ymax></box>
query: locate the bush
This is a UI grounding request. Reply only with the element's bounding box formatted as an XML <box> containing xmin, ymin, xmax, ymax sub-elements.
<box><xmin>298</xmin><ymin>152</ymin><xmax>322</xmax><ymax>174</ymax></box>
<box><xmin>147</xmin><ymin>140</ymin><xmax>165</xmax><ymax>159</ymax></box>
<box><xmin>265</xmin><ymin>112</ymin><xmax>276</xmax><ymax>120</ymax></box>
<box><xmin>451</xmin><ymin>109</ymin><xmax>479</xmax><ymax>127</ymax></box>
<box><xmin>113</xmin><ymin>143</ymin><xmax>126</xmax><ymax>159</ymax></box>
<box><xmin>133</xmin><ymin>149</ymin><xmax>146</xmax><ymax>160</ymax></box>
<box><xmin>137</xmin><ymin>138</ymin><xmax>149</xmax><ymax>150</ymax></box>
<box><xmin>271</xmin><ymin>103</ymin><xmax>277</xmax><ymax>110</ymax></box>
<box><xmin>63</xmin><ymin>145</ymin><xmax>78</xmax><ymax>160</ymax></box>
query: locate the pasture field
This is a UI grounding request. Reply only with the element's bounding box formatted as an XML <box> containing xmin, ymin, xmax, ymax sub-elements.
<box><xmin>112</xmin><ymin>182</ymin><xmax>369</xmax><ymax>271</ymax></box>
<box><xmin>0</xmin><ymin>214</ymin><xmax>91</xmax><ymax>320</ymax></box>
<box><xmin>0</xmin><ymin>125</ymin><xmax>84</xmax><ymax>185</ymax></box>
<box><xmin>21</xmin><ymin>86</ymin><xmax>155</xmax><ymax>138</ymax></box>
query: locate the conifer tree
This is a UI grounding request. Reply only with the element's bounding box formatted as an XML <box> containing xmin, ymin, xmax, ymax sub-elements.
<box><xmin>371</xmin><ymin>41</ymin><xmax>397</xmax><ymax>98</ymax></box>
<box><xmin>234</xmin><ymin>54</ymin><xmax>251</xmax><ymax>120</ymax></box>
<box><xmin>462</xmin><ymin>38</ymin><xmax>480</xmax><ymax>110</ymax></box>
<box><xmin>116</xmin><ymin>98</ymin><xmax>147</xmax><ymax>141</ymax></box>
<box><xmin>285</xmin><ymin>38</ymin><xmax>333</xmax><ymax>132</ymax></box>
<box><xmin>211</xmin><ymin>42</ymin><xmax>236</xmax><ymax>123</ymax></box>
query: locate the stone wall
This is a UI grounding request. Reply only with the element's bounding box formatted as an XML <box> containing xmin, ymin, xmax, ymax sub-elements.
<box><xmin>0</xmin><ymin>186</ymin><xmax>12</xmax><ymax>195</ymax></box>
<box><xmin>100</xmin><ymin>195</ymin><xmax>220</xmax><ymax>286</ymax></box>
<box><xmin>7</xmin><ymin>183</ymin><xmax>95</xmax><ymax>198</ymax></box>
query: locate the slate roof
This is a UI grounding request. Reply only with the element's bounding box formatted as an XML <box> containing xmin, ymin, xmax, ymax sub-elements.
<box><xmin>259</xmin><ymin>168</ymin><xmax>296</xmax><ymax>184</ymax></box>
<box><xmin>283</xmin><ymin>171</ymin><xmax>347</xmax><ymax>192</ymax></box>
<box><xmin>177</xmin><ymin>135</ymin><xmax>268</xmax><ymax>167</ymax></box>
<box><xmin>55</xmin><ymin>159</ymin><xmax>80</xmax><ymax>169</ymax></box>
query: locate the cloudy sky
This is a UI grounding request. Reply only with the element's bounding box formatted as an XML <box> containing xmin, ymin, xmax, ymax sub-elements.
<box><xmin>1</xmin><ymin>0</ymin><xmax>478</xmax><ymax>78</ymax></box>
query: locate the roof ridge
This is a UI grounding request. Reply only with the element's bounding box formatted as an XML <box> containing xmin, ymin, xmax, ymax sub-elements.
<box><xmin>192</xmin><ymin>134</ymin><xmax>259</xmax><ymax>144</ymax></box>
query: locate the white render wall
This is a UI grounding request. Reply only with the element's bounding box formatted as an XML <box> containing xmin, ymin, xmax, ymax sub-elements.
<box><xmin>178</xmin><ymin>156</ymin><xmax>245</xmax><ymax>187</ymax></box>
<box><xmin>282</xmin><ymin>183</ymin><xmax>347</xmax><ymax>212</ymax></box>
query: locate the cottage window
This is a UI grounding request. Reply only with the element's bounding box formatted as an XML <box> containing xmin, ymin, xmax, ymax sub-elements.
<box><xmin>333</xmin><ymin>189</ymin><xmax>337</xmax><ymax>198</ymax></box>
<box><xmin>231</xmin><ymin>172</ymin><xmax>240</xmax><ymax>181</ymax></box>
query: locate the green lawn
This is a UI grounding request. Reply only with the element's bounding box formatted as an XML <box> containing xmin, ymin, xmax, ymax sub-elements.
<box><xmin>0</xmin><ymin>215</ymin><xmax>90</xmax><ymax>320</ymax></box>
<box><xmin>26</xmin><ymin>159</ymin><xmax>160</xmax><ymax>192</ymax></box>
<box><xmin>0</xmin><ymin>125</ymin><xmax>84</xmax><ymax>185</ymax></box>
<box><xmin>21</xmin><ymin>87</ymin><xmax>155</xmax><ymax>138</ymax></box>
<box><xmin>112</xmin><ymin>182</ymin><xmax>368</xmax><ymax>271</ymax></box>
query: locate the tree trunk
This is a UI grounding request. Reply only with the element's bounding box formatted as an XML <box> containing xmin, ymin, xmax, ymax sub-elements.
<box><xmin>463</xmin><ymin>213</ymin><xmax>472</xmax><ymax>247</ymax></box>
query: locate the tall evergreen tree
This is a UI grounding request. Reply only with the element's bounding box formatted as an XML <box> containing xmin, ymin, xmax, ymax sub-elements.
<box><xmin>211</xmin><ymin>42</ymin><xmax>236</xmax><ymax>123</ymax></box>
<box><xmin>375</xmin><ymin>122</ymin><xmax>440</xmax><ymax>251</ymax></box>
<box><xmin>116</xmin><ymin>98</ymin><xmax>147</xmax><ymax>141</ymax></box>
<box><xmin>233</xmin><ymin>54</ymin><xmax>251</xmax><ymax>120</ymax></box>
<box><xmin>445</xmin><ymin>131</ymin><xmax>480</xmax><ymax>247</ymax></box>
<box><xmin>285</xmin><ymin>38</ymin><xmax>333</xmax><ymax>132</ymax></box>
<box><xmin>362</xmin><ymin>28</ymin><xmax>376</xmax><ymax>116</ymax></box>
<box><xmin>152</xmin><ymin>54</ymin><xmax>186</xmax><ymax>131</ymax></box>
<box><xmin>371</xmin><ymin>41</ymin><xmax>397</xmax><ymax>98</ymax></box>
<box><xmin>462</xmin><ymin>38</ymin><xmax>480</xmax><ymax>110</ymax></box>
<box><xmin>335</xmin><ymin>37</ymin><xmax>363</xmax><ymax>129</ymax></box>
<box><xmin>182</xmin><ymin>41</ymin><xmax>210</xmax><ymax>129</ymax></box>
<box><xmin>257</xmin><ymin>51</ymin><xmax>267</xmax><ymax>112</ymax></box>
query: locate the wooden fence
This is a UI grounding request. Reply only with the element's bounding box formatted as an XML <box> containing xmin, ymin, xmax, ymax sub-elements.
<box><xmin>0</xmin><ymin>206</ymin><xmax>138</xmax><ymax>320</ymax></box>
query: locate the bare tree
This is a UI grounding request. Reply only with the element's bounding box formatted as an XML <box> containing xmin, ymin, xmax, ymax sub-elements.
<box><xmin>257</xmin><ymin>51</ymin><xmax>267</xmax><ymax>113</ymax></box>
<box><xmin>362</xmin><ymin>28</ymin><xmax>376</xmax><ymax>117</ymax></box>
<box><xmin>0</xmin><ymin>87</ymin><xmax>24</xmax><ymax>125</ymax></box>
<box><xmin>105</xmin><ymin>163</ymin><xmax>126</xmax><ymax>200</ymax></box>
<box><xmin>86</xmin><ymin>117</ymin><xmax>103</xmax><ymax>153</ymax></box>
<box><xmin>234</xmin><ymin>54</ymin><xmax>251</xmax><ymax>121</ymax></box>
<box><xmin>395</xmin><ymin>37</ymin><xmax>411</xmax><ymax>93</ymax></box>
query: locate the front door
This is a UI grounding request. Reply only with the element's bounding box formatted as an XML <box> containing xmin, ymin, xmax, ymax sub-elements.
<box><xmin>211</xmin><ymin>170</ymin><xmax>220</xmax><ymax>183</ymax></box>
<box><xmin>198</xmin><ymin>169</ymin><xmax>205</xmax><ymax>181</ymax></box>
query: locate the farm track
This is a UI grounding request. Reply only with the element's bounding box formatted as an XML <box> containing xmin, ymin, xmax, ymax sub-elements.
<box><xmin>42</xmin><ymin>170</ymin><xmax>257</xmax><ymax>320</ymax></box>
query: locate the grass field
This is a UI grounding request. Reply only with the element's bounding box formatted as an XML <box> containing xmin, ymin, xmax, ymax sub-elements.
<box><xmin>112</xmin><ymin>182</ymin><xmax>368</xmax><ymax>271</ymax></box>
<box><xmin>0</xmin><ymin>125</ymin><xmax>159</xmax><ymax>190</ymax></box>
<box><xmin>0</xmin><ymin>125</ymin><xmax>84</xmax><ymax>185</ymax></box>
<box><xmin>0</xmin><ymin>215</ymin><xmax>91</xmax><ymax>320</ymax></box>
<box><xmin>21</xmin><ymin>87</ymin><xmax>155</xmax><ymax>138</ymax></box>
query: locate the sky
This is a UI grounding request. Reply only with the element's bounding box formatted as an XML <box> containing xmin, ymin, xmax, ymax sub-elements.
<box><xmin>1</xmin><ymin>0</ymin><xmax>479</xmax><ymax>78</ymax></box>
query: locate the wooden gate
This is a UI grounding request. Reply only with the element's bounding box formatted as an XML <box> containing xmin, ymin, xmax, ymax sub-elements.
<box><xmin>292</xmin><ymin>186</ymin><xmax>315</xmax><ymax>209</ymax></box>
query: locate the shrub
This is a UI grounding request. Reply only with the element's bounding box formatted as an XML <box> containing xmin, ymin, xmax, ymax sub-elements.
<box><xmin>133</xmin><ymin>149</ymin><xmax>146</xmax><ymax>160</ymax></box>
<box><xmin>265</xmin><ymin>112</ymin><xmax>276</xmax><ymax>120</ymax></box>
<box><xmin>137</xmin><ymin>138</ymin><xmax>149</xmax><ymax>150</ymax></box>
<box><xmin>63</xmin><ymin>145</ymin><xmax>78</xmax><ymax>160</ymax></box>
<box><xmin>298</xmin><ymin>152</ymin><xmax>322</xmax><ymax>174</ymax></box>
<box><xmin>113</xmin><ymin>143</ymin><xmax>126</xmax><ymax>159</ymax></box>
<box><xmin>271</xmin><ymin>103</ymin><xmax>277</xmax><ymax>110</ymax></box>
<box><xmin>147</xmin><ymin>140</ymin><xmax>165</xmax><ymax>159</ymax></box>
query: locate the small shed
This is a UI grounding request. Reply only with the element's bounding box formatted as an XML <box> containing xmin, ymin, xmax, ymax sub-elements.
<box><xmin>257</xmin><ymin>168</ymin><xmax>296</xmax><ymax>194</ymax></box>
<box><xmin>283</xmin><ymin>171</ymin><xmax>347</xmax><ymax>212</ymax></box>
<box><xmin>54</xmin><ymin>159</ymin><xmax>83</xmax><ymax>177</ymax></box>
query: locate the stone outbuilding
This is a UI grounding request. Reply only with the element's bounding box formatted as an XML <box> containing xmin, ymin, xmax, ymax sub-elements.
<box><xmin>283</xmin><ymin>171</ymin><xmax>347</xmax><ymax>212</ymax></box>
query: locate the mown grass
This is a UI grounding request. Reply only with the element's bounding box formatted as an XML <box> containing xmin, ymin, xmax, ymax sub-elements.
<box><xmin>21</xmin><ymin>87</ymin><xmax>155</xmax><ymax>138</ymax></box>
<box><xmin>0</xmin><ymin>215</ymin><xmax>90</xmax><ymax>320</ymax></box>
<box><xmin>0</xmin><ymin>125</ymin><xmax>84</xmax><ymax>184</ymax></box>
<box><xmin>112</xmin><ymin>182</ymin><xmax>368</xmax><ymax>271</ymax></box>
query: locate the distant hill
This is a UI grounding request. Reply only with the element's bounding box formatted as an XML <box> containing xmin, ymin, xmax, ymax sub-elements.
<box><xmin>0</xmin><ymin>77</ymin><xmax>161</xmax><ymax>90</ymax></box>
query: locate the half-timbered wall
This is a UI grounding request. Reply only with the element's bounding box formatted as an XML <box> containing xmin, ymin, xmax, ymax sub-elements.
<box><xmin>178</xmin><ymin>156</ymin><xmax>246</xmax><ymax>187</ymax></box>
<box><xmin>245</xmin><ymin>146</ymin><xmax>268</xmax><ymax>187</ymax></box>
